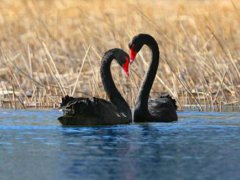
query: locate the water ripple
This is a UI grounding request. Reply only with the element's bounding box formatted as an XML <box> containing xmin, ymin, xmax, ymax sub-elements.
<box><xmin>0</xmin><ymin>109</ymin><xmax>240</xmax><ymax>180</ymax></box>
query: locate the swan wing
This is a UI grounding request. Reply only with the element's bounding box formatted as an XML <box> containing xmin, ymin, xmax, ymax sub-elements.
<box><xmin>148</xmin><ymin>94</ymin><xmax>178</xmax><ymax>122</ymax></box>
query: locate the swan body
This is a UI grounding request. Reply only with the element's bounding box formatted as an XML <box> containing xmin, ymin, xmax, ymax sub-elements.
<box><xmin>148</xmin><ymin>95</ymin><xmax>177</xmax><ymax>122</ymax></box>
<box><xmin>58</xmin><ymin>96</ymin><xmax>129</xmax><ymax>126</ymax></box>
<box><xmin>58</xmin><ymin>49</ymin><xmax>132</xmax><ymax>126</ymax></box>
<box><xmin>129</xmin><ymin>34</ymin><xmax>177</xmax><ymax>122</ymax></box>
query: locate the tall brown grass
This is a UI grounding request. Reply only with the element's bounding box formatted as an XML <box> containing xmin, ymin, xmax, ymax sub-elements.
<box><xmin>0</xmin><ymin>0</ymin><xmax>239</xmax><ymax>111</ymax></box>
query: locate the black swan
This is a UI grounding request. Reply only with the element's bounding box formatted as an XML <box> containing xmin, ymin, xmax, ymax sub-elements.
<box><xmin>58</xmin><ymin>48</ymin><xmax>132</xmax><ymax>126</ymax></box>
<box><xmin>129</xmin><ymin>34</ymin><xmax>177</xmax><ymax>122</ymax></box>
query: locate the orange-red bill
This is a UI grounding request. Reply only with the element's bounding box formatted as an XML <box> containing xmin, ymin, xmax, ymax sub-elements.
<box><xmin>130</xmin><ymin>48</ymin><xmax>137</xmax><ymax>64</ymax></box>
<box><xmin>123</xmin><ymin>58</ymin><xmax>130</xmax><ymax>76</ymax></box>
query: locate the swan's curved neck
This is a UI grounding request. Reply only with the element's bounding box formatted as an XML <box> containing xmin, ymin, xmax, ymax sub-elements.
<box><xmin>100</xmin><ymin>52</ymin><xmax>130</xmax><ymax>115</ymax></box>
<box><xmin>136</xmin><ymin>38</ymin><xmax>159</xmax><ymax>111</ymax></box>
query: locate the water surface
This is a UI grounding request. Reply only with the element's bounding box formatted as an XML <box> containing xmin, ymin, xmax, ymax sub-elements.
<box><xmin>0</xmin><ymin>109</ymin><xmax>240</xmax><ymax>180</ymax></box>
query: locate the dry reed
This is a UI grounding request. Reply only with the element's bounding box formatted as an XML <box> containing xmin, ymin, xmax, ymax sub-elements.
<box><xmin>0</xmin><ymin>0</ymin><xmax>239</xmax><ymax>111</ymax></box>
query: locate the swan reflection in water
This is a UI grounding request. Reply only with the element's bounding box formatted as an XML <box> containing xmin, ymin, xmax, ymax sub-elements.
<box><xmin>59</xmin><ymin>124</ymin><xmax>180</xmax><ymax>179</ymax></box>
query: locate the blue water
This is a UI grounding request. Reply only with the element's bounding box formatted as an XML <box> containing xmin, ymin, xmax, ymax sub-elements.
<box><xmin>0</xmin><ymin>109</ymin><xmax>240</xmax><ymax>180</ymax></box>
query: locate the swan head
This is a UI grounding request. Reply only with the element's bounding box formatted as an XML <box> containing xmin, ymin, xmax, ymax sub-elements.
<box><xmin>129</xmin><ymin>43</ymin><xmax>139</xmax><ymax>63</ymax></box>
<box><xmin>129</xmin><ymin>33</ymin><xmax>157</xmax><ymax>63</ymax></box>
<box><xmin>113</xmin><ymin>48</ymin><xmax>130</xmax><ymax>76</ymax></box>
<box><xmin>128</xmin><ymin>34</ymin><xmax>146</xmax><ymax>63</ymax></box>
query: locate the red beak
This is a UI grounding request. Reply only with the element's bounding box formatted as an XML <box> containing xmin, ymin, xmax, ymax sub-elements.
<box><xmin>130</xmin><ymin>48</ymin><xmax>137</xmax><ymax>64</ymax></box>
<box><xmin>123</xmin><ymin>58</ymin><xmax>130</xmax><ymax>76</ymax></box>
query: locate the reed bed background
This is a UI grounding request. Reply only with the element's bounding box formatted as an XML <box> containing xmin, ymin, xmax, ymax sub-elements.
<box><xmin>0</xmin><ymin>0</ymin><xmax>239</xmax><ymax>111</ymax></box>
